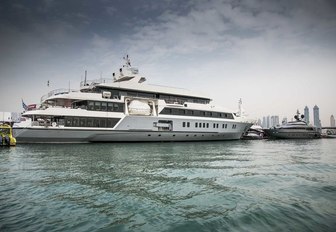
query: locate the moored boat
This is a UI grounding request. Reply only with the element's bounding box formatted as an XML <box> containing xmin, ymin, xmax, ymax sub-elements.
<box><xmin>242</xmin><ymin>125</ymin><xmax>264</xmax><ymax>140</ymax></box>
<box><xmin>0</xmin><ymin>124</ymin><xmax>16</xmax><ymax>146</ymax></box>
<box><xmin>263</xmin><ymin>111</ymin><xmax>321</xmax><ymax>139</ymax></box>
<box><xmin>322</xmin><ymin>129</ymin><xmax>336</xmax><ymax>138</ymax></box>
<box><xmin>13</xmin><ymin>56</ymin><xmax>253</xmax><ymax>143</ymax></box>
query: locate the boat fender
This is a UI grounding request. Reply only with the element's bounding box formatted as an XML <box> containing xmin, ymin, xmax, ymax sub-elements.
<box><xmin>52</xmin><ymin>122</ymin><xmax>57</xmax><ymax>127</ymax></box>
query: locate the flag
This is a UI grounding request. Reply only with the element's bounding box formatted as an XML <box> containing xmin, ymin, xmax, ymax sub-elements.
<box><xmin>22</xmin><ymin>99</ymin><xmax>28</xmax><ymax>111</ymax></box>
<box><xmin>28</xmin><ymin>104</ymin><xmax>36</xmax><ymax>110</ymax></box>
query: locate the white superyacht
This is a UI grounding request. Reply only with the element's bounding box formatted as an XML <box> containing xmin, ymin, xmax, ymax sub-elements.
<box><xmin>13</xmin><ymin>56</ymin><xmax>253</xmax><ymax>143</ymax></box>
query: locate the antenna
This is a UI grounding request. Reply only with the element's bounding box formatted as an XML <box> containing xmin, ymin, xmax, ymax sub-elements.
<box><xmin>238</xmin><ymin>98</ymin><xmax>242</xmax><ymax>117</ymax></box>
<box><xmin>123</xmin><ymin>54</ymin><xmax>131</xmax><ymax>67</ymax></box>
<box><xmin>84</xmin><ymin>70</ymin><xmax>87</xmax><ymax>86</ymax></box>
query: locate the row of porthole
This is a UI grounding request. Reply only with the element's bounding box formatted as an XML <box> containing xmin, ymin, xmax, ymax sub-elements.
<box><xmin>182</xmin><ymin>121</ymin><xmax>237</xmax><ymax>129</ymax></box>
<box><xmin>147</xmin><ymin>134</ymin><xmax>226</xmax><ymax>137</ymax></box>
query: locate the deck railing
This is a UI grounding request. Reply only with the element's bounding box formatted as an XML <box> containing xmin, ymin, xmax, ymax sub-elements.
<box><xmin>40</xmin><ymin>88</ymin><xmax>78</xmax><ymax>102</ymax></box>
<box><xmin>80</xmin><ymin>78</ymin><xmax>113</xmax><ymax>88</ymax></box>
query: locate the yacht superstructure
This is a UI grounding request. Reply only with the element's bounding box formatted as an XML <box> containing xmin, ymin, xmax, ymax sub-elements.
<box><xmin>13</xmin><ymin>56</ymin><xmax>253</xmax><ymax>143</ymax></box>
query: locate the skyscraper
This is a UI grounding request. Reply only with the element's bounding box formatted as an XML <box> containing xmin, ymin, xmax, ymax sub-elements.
<box><xmin>313</xmin><ymin>105</ymin><xmax>321</xmax><ymax>128</ymax></box>
<box><xmin>270</xmin><ymin>115</ymin><xmax>279</xmax><ymax>127</ymax></box>
<box><xmin>262</xmin><ymin>116</ymin><xmax>266</xmax><ymax>128</ymax></box>
<box><xmin>304</xmin><ymin>106</ymin><xmax>309</xmax><ymax>124</ymax></box>
<box><xmin>331</xmin><ymin>115</ymin><xmax>335</xmax><ymax>127</ymax></box>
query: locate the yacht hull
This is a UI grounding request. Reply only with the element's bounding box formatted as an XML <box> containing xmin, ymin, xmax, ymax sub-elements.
<box><xmin>263</xmin><ymin>129</ymin><xmax>321</xmax><ymax>139</ymax></box>
<box><xmin>13</xmin><ymin>126</ymin><xmax>250</xmax><ymax>143</ymax></box>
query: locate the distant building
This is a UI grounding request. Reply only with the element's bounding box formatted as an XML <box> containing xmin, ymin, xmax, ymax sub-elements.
<box><xmin>266</xmin><ymin>115</ymin><xmax>270</xmax><ymax>128</ymax></box>
<box><xmin>270</xmin><ymin>115</ymin><xmax>280</xmax><ymax>127</ymax></box>
<box><xmin>257</xmin><ymin>118</ymin><xmax>262</xmax><ymax>126</ymax></box>
<box><xmin>11</xmin><ymin>112</ymin><xmax>21</xmax><ymax>122</ymax></box>
<box><xmin>313</xmin><ymin>105</ymin><xmax>321</xmax><ymax>128</ymax></box>
<box><xmin>0</xmin><ymin>112</ymin><xmax>12</xmax><ymax>123</ymax></box>
<box><xmin>331</xmin><ymin>115</ymin><xmax>335</xmax><ymax>127</ymax></box>
<box><xmin>0</xmin><ymin>112</ymin><xmax>20</xmax><ymax>125</ymax></box>
<box><xmin>304</xmin><ymin>106</ymin><xmax>309</xmax><ymax>124</ymax></box>
<box><xmin>262</xmin><ymin>116</ymin><xmax>266</xmax><ymax>128</ymax></box>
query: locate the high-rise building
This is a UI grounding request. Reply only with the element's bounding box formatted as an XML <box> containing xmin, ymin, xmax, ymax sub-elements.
<box><xmin>275</xmin><ymin>115</ymin><xmax>279</xmax><ymax>126</ymax></box>
<box><xmin>266</xmin><ymin>115</ymin><xmax>270</xmax><ymax>128</ymax></box>
<box><xmin>331</xmin><ymin>115</ymin><xmax>335</xmax><ymax>127</ymax></box>
<box><xmin>313</xmin><ymin>105</ymin><xmax>321</xmax><ymax>128</ymax></box>
<box><xmin>304</xmin><ymin>106</ymin><xmax>309</xmax><ymax>124</ymax></box>
<box><xmin>262</xmin><ymin>117</ymin><xmax>266</xmax><ymax>128</ymax></box>
<box><xmin>270</xmin><ymin>116</ymin><xmax>275</xmax><ymax>127</ymax></box>
<box><xmin>270</xmin><ymin>115</ymin><xmax>280</xmax><ymax>127</ymax></box>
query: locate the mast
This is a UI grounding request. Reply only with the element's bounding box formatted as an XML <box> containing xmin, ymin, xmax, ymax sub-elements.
<box><xmin>84</xmin><ymin>70</ymin><xmax>87</xmax><ymax>86</ymax></box>
<box><xmin>238</xmin><ymin>98</ymin><xmax>242</xmax><ymax>117</ymax></box>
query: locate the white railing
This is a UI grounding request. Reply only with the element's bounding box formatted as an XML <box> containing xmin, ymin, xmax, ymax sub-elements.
<box><xmin>80</xmin><ymin>78</ymin><xmax>114</xmax><ymax>88</ymax></box>
<box><xmin>40</xmin><ymin>88</ymin><xmax>78</xmax><ymax>102</ymax></box>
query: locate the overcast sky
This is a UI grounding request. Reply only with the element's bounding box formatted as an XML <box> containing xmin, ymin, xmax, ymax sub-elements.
<box><xmin>0</xmin><ymin>0</ymin><xmax>335</xmax><ymax>125</ymax></box>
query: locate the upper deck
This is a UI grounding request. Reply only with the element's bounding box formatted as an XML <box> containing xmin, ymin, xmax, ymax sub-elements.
<box><xmin>40</xmin><ymin>56</ymin><xmax>211</xmax><ymax>106</ymax></box>
<box><xmin>78</xmin><ymin>55</ymin><xmax>211</xmax><ymax>104</ymax></box>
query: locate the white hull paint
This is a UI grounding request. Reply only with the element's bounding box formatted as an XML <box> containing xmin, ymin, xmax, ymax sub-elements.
<box><xmin>14</xmin><ymin>127</ymin><xmax>247</xmax><ymax>143</ymax></box>
<box><xmin>14</xmin><ymin>115</ymin><xmax>252</xmax><ymax>143</ymax></box>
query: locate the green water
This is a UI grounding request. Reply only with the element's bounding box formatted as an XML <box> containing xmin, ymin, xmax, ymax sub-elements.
<box><xmin>1</xmin><ymin>139</ymin><xmax>335</xmax><ymax>231</ymax></box>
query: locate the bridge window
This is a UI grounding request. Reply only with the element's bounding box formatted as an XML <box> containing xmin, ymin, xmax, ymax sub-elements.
<box><xmin>94</xmin><ymin>102</ymin><xmax>101</xmax><ymax>111</ymax></box>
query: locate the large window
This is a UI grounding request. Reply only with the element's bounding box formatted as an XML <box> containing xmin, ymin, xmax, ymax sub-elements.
<box><xmin>64</xmin><ymin>116</ymin><xmax>120</xmax><ymax>128</ymax></box>
<box><xmin>86</xmin><ymin>101</ymin><xmax>124</xmax><ymax>113</ymax></box>
<box><xmin>93</xmin><ymin>87</ymin><xmax>210</xmax><ymax>104</ymax></box>
<box><xmin>101</xmin><ymin>102</ymin><xmax>107</xmax><ymax>111</ymax></box>
<box><xmin>160</xmin><ymin>107</ymin><xmax>234</xmax><ymax>119</ymax></box>
<box><xmin>107</xmin><ymin>103</ymin><xmax>114</xmax><ymax>112</ymax></box>
<box><xmin>88</xmin><ymin>101</ymin><xmax>94</xmax><ymax>110</ymax></box>
<box><xmin>94</xmin><ymin>102</ymin><xmax>101</xmax><ymax>111</ymax></box>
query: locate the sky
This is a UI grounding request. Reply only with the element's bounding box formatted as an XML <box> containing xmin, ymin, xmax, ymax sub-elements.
<box><xmin>0</xmin><ymin>0</ymin><xmax>335</xmax><ymax>126</ymax></box>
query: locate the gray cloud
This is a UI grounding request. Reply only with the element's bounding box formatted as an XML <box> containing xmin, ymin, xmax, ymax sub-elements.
<box><xmin>0</xmin><ymin>0</ymin><xmax>335</xmax><ymax>125</ymax></box>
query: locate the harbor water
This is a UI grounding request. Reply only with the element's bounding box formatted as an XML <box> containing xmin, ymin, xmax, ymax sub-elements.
<box><xmin>1</xmin><ymin>139</ymin><xmax>335</xmax><ymax>231</ymax></box>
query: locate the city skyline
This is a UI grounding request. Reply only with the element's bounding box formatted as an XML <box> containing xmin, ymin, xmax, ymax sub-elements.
<box><xmin>0</xmin><ymin>0</ymin><xmax>335</xmax><ymax>125</ymax></box>
<box><xmin>259</xmin><ymin>105</ymin><xmax>331</xmax><ymax>128</ymax></box>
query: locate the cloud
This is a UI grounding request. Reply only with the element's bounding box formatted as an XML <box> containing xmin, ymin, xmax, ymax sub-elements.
<box><xmin>0</xmin><ymin>0</ymin><xmax>335</xmax><ymax>124</ymax></box>
<box><xmin>122</xmin><ymin>0</ymin><xmax>336</xmax><ymax>62</ymax></box>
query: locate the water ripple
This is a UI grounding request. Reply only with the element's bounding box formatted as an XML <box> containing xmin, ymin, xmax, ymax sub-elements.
<box><xmin>1</xmin><ymin>140</ymin><xmax>336</xmax><ymax>231</ymax></box>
